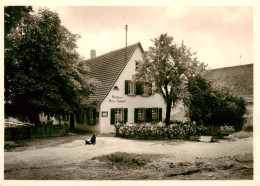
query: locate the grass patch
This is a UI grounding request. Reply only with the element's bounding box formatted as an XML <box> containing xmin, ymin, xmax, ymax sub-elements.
<box><xmin>93</xmin><ymin>152</ymin><xmax>152</xmax><ymax>169</ymax></box>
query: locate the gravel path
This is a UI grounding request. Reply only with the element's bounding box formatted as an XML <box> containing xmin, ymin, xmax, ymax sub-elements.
<box><xmin>4</xmin><ymin>134</ymin><xmax>253</xmax><ymax>180</ymax></box>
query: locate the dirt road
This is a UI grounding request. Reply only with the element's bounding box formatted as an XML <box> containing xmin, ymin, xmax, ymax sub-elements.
<box><xmin>4</xmin><ymin>134</ymin><xmax>253</xmax><ymax>180</ymax></box>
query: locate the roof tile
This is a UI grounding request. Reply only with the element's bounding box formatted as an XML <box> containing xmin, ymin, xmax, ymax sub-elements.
<box><xmin>206</xmin><ymin>64</ymin><xmax>253</xmax><ymax>95</ymax></box>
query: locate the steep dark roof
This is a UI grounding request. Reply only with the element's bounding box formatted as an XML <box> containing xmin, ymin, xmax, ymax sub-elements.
<box><xmin>86</xmin><ymin>42</ymin><xmax>143</xmax><ymax>105</ymax></box>
<box><xmin>205</xmin><ymin>64</ymin><xmax>253</xmax><ymax>96</ymax></box>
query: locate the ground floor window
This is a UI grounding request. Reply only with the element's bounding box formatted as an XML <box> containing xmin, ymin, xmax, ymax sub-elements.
<box><xmin>115</xmin><ymin>108</ymin><xmax>123</xmax><ymax>123</ymax></box>
<box><xmin>111</xmin><ymin>108</ymin><xmax>128</xmax><ymax>125</ymax></box>
<box><xmin>152</xmin><ymin>108</ymin><xmax>158</xmax><ymax>121</ymax></box>
<box><xmin>137</xmin><ymin>108</ymin><xmax>145</xmax><ymax>122</ymax></box>
<box><xmin>86</xmin><ymin>107</ymin><xmax>96</xmax><ymax>126</ymax></box>
<box><xmin>76</xmin><ymin>107</ymin><xmax>97</xmax><ymax>125</ymax></box>
<box><xmin>135</xmin><ymin>107</ymin><xmax>162</xmax><ymax>123</ymax></box>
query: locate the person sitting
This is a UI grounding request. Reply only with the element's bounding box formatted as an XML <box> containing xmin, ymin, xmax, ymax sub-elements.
<box><xmin>85</xmin><ymin>133</ymin><xmax>96</xmax><ymax>145</ymax></box>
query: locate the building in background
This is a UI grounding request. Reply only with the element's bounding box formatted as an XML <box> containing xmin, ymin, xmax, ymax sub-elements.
<box><xmin>206</xmin><ymin>64</ymin><xmax>254</xmax><ymax>126</ymax></box>
<box><xmin>170</xmin><ymin>64</ymin><xmax>253</xmax><ymax>126</ymax></box>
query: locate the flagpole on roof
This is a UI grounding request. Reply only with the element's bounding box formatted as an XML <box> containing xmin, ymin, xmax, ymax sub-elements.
<box><xmin>125</xmin><ymin>25</ymin><xmax>128</xmax><ymax>63</ymax></box>
<box><xmin>125</xmin><ymin>25</ymin><xmax>128</xmax><ymax>47</ymax></box>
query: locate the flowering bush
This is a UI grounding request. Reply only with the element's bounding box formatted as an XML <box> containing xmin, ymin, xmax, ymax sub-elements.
<box><xmin>114</xmin><ymin>121</ymin><xmax>206</xmax><ymax>140</ymax></box>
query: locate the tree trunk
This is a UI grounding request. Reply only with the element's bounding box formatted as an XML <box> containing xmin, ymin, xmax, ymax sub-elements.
<box><xmin>165</xmin><ymin>99</ymin><xmax>172</xmax><ymax>126</ymax></box>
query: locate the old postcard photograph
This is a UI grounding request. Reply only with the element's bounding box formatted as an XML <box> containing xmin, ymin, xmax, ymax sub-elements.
<box><xmin>1</xmin><ymin>1</ymin><xmax>259</xmax><ymax>186</ymax></box>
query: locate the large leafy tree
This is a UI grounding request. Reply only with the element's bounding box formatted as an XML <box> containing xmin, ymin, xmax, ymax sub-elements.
<box><xmin>4</xmin><ymin>6</ymin><xmax>33</xmax><ymax>35</ymax></box>
<box><xmin>136</xmin><ymin>33</ymin><xmax>206</xmax><ymax>126</ymax></box>
<box><xmin>187</xmin><ymin>75</ymin><xmax>246</xmax><ymax>130</ymax></box>
<box><xmin>5</xmin><ymin>8</ymin><xmax>98</xmax><ymax>124</ymax></box>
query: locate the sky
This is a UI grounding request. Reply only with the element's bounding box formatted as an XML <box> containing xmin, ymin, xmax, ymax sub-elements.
<box><xmin>34</xmin><ymin>6</ymin><xmax>253</xmax><ymax>69</ymax></box>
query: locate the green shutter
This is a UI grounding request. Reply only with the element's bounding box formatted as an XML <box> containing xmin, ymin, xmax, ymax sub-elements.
<box><xmin>148</xmin><ymin>83</ymin><xmax>152</xmax><ymax>96</ymax></box>
<box><xmin>136</xmin><ymin>83</ymin><xmax>142</xmax><ymax>95</ymax></box>
<box><xmin>93</xmin><ymin>108</ymin><xmax>96</xmax><ymax>125</ymax></box>
<box><xmin>111</xmin><ymin>109</ymin><xmax>115</xmax><ymax>125</ymax></box>
<box><xmin>86</xmin><ymin>108</ymin><xmax>90</xmax><ymax>125</ymax></box>
<box><xmin>146</xmin><ymin>108</ymin><xmax>152</xmax><ymax>122</ymax></box>
<box><xmin>124</xmin><ymin>108</ymin><xmax>128</xmax><ymax>124</ymax></box>
<box><xmin>125</xmin><ymin>80</ymin><xmax>129</xmax><ymax>95</ymax></box>
<box><xmin>141</xmin><ymin>83</ymin><xmax>144</xmax><ymax>95</ymax></box>
<box><xmin>134</xmin><ymin>108</ymin><xmax>138</xmax><ymax>123</ymax></box>
<box><xmin>159</xmin><ymin>108</ymin><xmax>162</xmax><ymax>122</ymax></box>
<box><xmin>156</xmin><ymin>108</ymin><xmax>159</xmax><ymax>121</ymax></box>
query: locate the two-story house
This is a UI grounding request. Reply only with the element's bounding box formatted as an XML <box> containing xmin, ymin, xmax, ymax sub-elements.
<box><xmin>72</xmin><ymin>43</ymin><xmax>166</xmax><ymax>133</ymax></box>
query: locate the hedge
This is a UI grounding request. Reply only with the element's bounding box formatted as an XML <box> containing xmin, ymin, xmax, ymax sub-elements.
<box><xmin>114</xmin><ymin>121</ymin><xmax>206</xmax><ymax>140</ymax></box>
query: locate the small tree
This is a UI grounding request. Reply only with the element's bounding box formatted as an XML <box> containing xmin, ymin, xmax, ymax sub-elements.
<box><xmin>136</xmin><ymin>33</ymin><xmax>206</xmax><ymax>126</ymax></box>
<box><xmin>186</xmin><ymin>75</ymin><xmax>246</xmax><ymax>131</ymax></box>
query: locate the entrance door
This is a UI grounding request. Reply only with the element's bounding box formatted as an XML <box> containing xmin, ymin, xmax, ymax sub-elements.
<box><xmin>70</xmin><ymin>113</ymin><xmax>75</xmax><ymax>131</ymax></box>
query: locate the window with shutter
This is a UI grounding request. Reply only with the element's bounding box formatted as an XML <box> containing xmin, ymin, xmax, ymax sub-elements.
<box><xmin>86</xmin><ymin>108</ymin><xmax>95</xmax><ymax>126</ymax></box>
<box><xmin>152</xmin><ymin>108</ymin><xmax>158</xmax><ymax>121</ymax></box>
<box><xmin>125</xmin><ymin>80</ymin><xmax>135</xmax><ymax>95</ymax></box>
<box><xmin>142</xmin><ymin>83</ymin><xmax>149</xmax><ymax>96</ymax></box>
<box><xmin>111</xmin><ymin>108</ymin><xmax>123</xmax><ymax>125</ymax></box>
<box><xmin>137</xmin><ymin>108</ymin><xmax>145</xmax><ymax>123</ymax></box>
<box><xmin>128</xmin><ymin>81</ymin><xmax>135</xmax><ymax>95</ymax></box>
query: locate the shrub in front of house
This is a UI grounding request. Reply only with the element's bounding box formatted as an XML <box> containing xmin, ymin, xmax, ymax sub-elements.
<box><xmin>114</xmin><ymin>121</ymin><xmax>206</xmax><ymax>140</ymax></box>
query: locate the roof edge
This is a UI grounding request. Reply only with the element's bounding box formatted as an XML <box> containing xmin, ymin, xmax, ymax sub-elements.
<box><xmin>99</xmin><ymin>43</ymin><xmax>143</xmax><ymax>105</ymax></box>
<box><xmin>85</xmin><ymin>42</ymin><xmax>142</xmax><ymax>62</ymax></box>
<box><xmin>206</xmin><ymin>63</ymin><xmax>253</xmax><ymax>72</ymax></box>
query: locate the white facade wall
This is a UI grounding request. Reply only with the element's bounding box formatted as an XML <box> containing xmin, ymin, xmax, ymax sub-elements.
<box><xmin>99</xmin><ymin>46</ymin><xmax>166</xmax><ymax>133</ymax></box>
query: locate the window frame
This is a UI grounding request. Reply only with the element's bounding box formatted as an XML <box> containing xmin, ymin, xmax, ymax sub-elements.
<box><xmin>152</xmin><ymin>108</ymin><xmax>158</xmax><ymax>121</ymax></box>
<box><xmin>142</xmin><ymin>83</ymin><xmax>149</xmax><ymax>96</ymax></box>
<box><xmin>114</xmin><ymin>108</ymin><xmax>123</xmax><ymax>124</ymax></box>
<box><xmin>128</xmin><ymin>81</ymin><xmax>135</xmax><ymax>95</ymax></box>
<box><xmin>137</xmin><ymin>108</ymin><xmax>145</xmax><ymax>123</ymax></box>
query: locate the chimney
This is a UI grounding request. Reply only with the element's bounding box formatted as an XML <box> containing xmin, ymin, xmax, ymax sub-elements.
<box><xmin>91</xmin><ymin>49</ymin><xmax>96</xmax><ymax>59</ymax></box>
